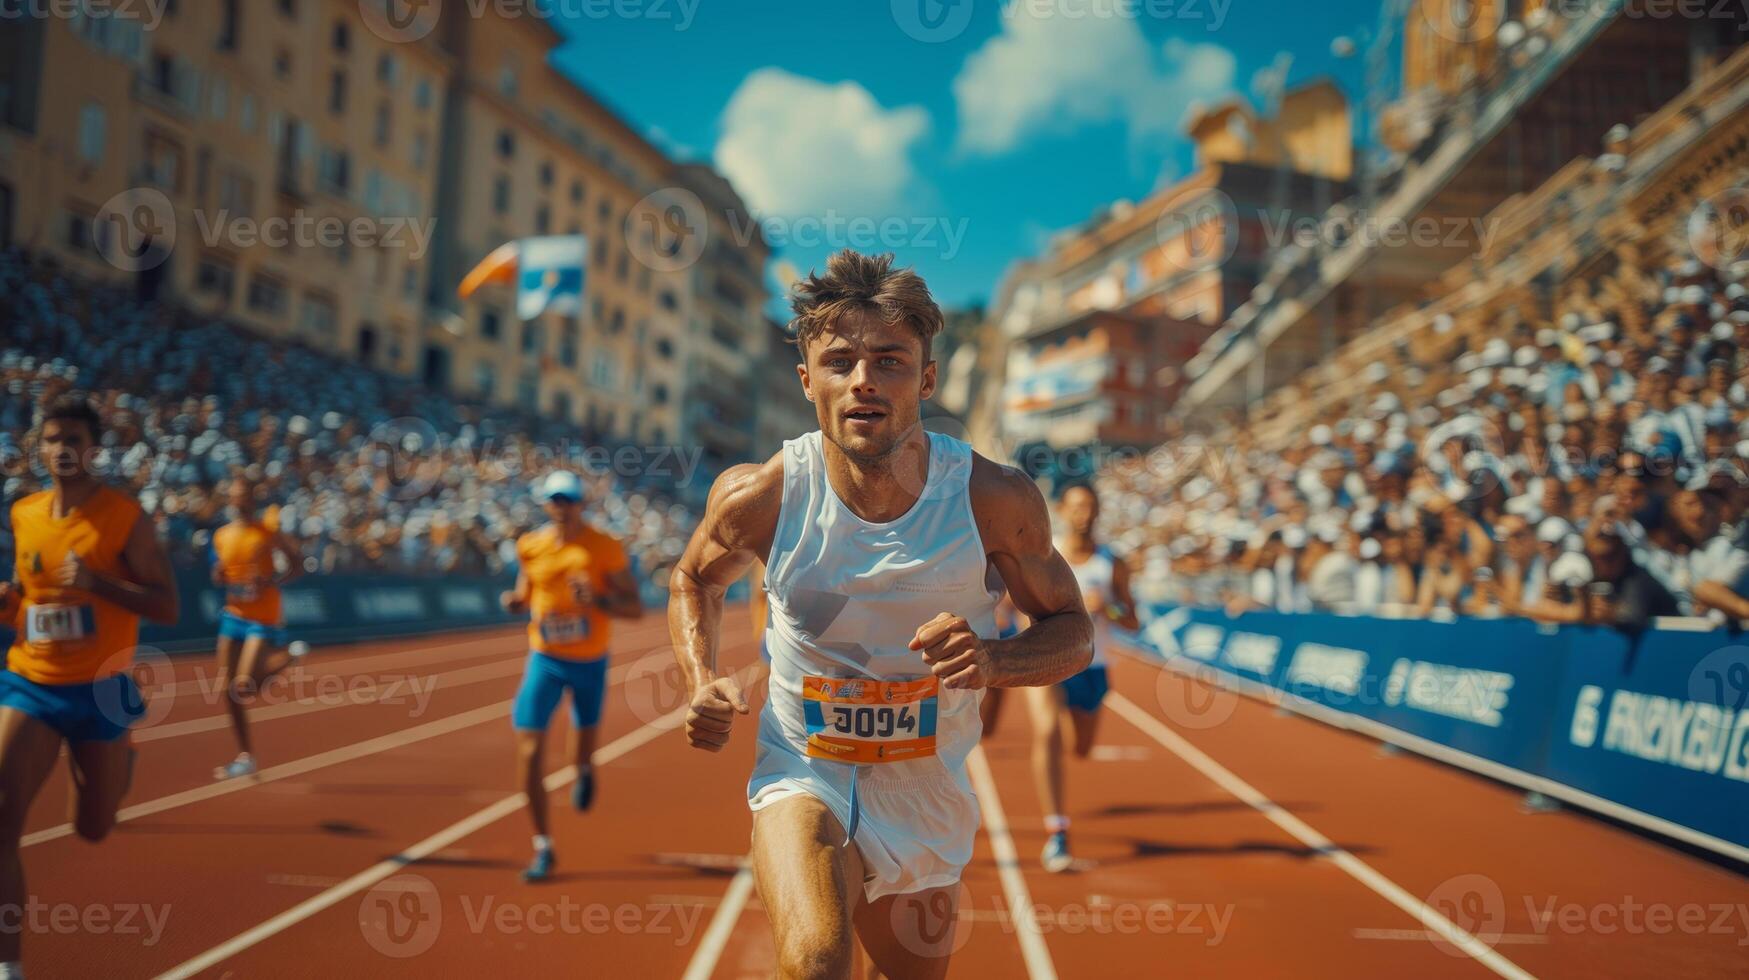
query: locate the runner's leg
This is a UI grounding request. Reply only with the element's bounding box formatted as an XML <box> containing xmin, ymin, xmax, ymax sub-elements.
<box><xmin>853</xmin><ymin>884</ymin><xmax>961</xmax><ymax>980</ymax></box>
<box><xmin>67</xmin><ymin>737</ymin><xmax>134</xmax><ymax>842</ymax></box>
<box><xmin>752</xmin><ymin>793</ymin><xmax>865</xmax><ymax>980</ymax></box>
<box><xmin>1024</xmin><ymin>684</ymin><xmax>1066</xmax><ymax>819</ymax></box>
<box><xmin>0</xmin><ymin>710</ymin><xmax>67</xmax><ymax>963</ymax></box>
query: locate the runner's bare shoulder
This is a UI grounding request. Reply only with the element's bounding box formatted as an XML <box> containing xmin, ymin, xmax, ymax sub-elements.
<box><xmin>968</xmin><ymin>453</ymin><xmax>1051</xmax><ymax>557</ymax></box>
<box><xmin>706</xmin><ymin>452</ymin><xmax>785</xmax><ymax>560</ymax></box>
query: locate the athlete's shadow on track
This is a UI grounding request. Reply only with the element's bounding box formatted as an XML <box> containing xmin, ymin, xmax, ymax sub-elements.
<box><xmin>122</xmin><ymin>820</ymin><xmax>381</xmax><ymax>837</ymax></box>
<box><xmin>1090</xmin><ymin>800</ymin><xmax>1320</xmax><ymax>819</ymax></box>
<box><xmin>393</xmin><ymin>853</ymin><xmax>737</xmax><ymax>884</ymax></box>
<box><xmin>1058</xmin><ymin>836</ymin><xmax>1370</xmax><ymax>867</ymax></box>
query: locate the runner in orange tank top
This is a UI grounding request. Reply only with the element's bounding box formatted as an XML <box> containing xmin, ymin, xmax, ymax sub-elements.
<box><xmin>209</xmin><ymin>476</ymin><xmax>304</xmax><ymax>781</ymax></box>
<box><xmin>0</xmin><ymin>394</ymin><xmax>179</xmax><ymax>974</ymax></box>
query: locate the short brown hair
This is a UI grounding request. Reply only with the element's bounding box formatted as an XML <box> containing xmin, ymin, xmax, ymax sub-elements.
<box><xmin>788</xmin><ymin>250</ymin><xmax>944</xmax><ymax>359</ymax></box>
<box><xmin>39</xmin><ymin>392</ymin><xmax>102</xmax><ymax>440</ymax></box>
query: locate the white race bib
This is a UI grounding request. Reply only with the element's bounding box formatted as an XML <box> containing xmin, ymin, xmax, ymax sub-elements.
<box><xmin>538</xmin><ymin>614</ymin><xmax>591</xmax><ymax>646</ymax></box>
<box><xmin>26</xmin><ymin>604</ymin><xmax>95</xmax><ymax>646</ymax></box>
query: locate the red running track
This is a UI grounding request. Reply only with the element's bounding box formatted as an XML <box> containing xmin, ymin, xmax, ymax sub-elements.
<box><xmin>14</xmin><ymin>611</ymin><xmax>1747</xmax><ymax>978</ymax></box>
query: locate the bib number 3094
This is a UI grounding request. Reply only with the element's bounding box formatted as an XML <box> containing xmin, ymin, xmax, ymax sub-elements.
<box><xmin>803</xmin><ymin>675</ymin><xmax>937</xmax><ymax>764</ymax></box>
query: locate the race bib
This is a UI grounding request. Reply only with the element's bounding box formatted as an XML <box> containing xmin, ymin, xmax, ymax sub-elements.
<box><xmin>803</xmin><ymin>675</ymin><xmax>937</xmax><ymax>764</ymax></box>
<box><xmin>539</xmin><ymin>614</ymin><xmax>592</xmax><ymax>646</ymax></box>
<box><xmin>26</xmin><ymin>604</ymin><xmax>95</xmax><ymax>646</ymax></box>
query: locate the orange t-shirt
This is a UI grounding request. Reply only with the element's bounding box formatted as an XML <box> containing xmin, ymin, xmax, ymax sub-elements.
<box><xmin>212</xmin><ymin>520</ymin><xmax>283</xmax><ymax>626</ymax></box>
<box><xmin>8</xmin><ymin>487</ymin><xmax>144</xmax><ymax>684</ymax></box>
<box><xmin>517</xmin><ymin>523</ymin><xmax>629</xmax><ymax>661</ymax></box>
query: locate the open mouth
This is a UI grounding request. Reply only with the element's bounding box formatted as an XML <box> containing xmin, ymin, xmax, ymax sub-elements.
<box><xmin>844</xmin><ymin>407</ymin><xmax>888</xmax><ymax>424</ymax></box>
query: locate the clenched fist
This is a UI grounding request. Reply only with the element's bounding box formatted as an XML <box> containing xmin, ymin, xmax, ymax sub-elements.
<box><xmin>909</xmin><ymin>612</ymin><xmax>996</xmax><ymax>691</ymax></box>
<box><xmin>685</xmin><ymin>675</ymin><xmax>750</xmax><ymax>752</ymax></box>
<box><xmin>54</xmin><ymin>554</ymin><xmax>94</xmax><ymax>591</ymax></box>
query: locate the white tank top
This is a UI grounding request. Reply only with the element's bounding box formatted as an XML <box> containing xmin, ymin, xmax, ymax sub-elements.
<box><xmin>761</xmin><ymin>430</ymin><xmax>1001</xmax><ymax>775</ymax></box>
<box><xmin>1062</xmin><ymin>542</ymin><xmax>1116</xmax><ymax>667</ymax></box>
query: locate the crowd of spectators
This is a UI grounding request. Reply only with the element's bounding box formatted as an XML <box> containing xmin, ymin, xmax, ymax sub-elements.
<box><xmin>1100</xmin><ymin>237</ymin><xmax>1749</xmax><ymax>633</ymax></box>
<box><xmin>0</xmin><ymin>250</ymin><xmax>696</xmax><ymax>592</ymax></box>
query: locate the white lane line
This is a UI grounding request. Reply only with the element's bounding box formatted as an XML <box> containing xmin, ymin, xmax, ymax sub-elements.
<box><xmin>681</xmin><ymin>866</ymin><xmax>756</xmax><ymax>980</ymax></box>
<box><xmin>966</xmin><ymin>745</ymin><xmax>1058</xmax><ymax>980</ymax></box>
<box><xmin>153</xmin><ymin>659</ymin><xmax>766</xmax><ymax>980</ymax></box>
<box><xmin>152</xmin><ymin>700</ymin><xmax>690</xmax><ymax>980</ymax></box>
<box><xmin>135</xmin><ymin>657</ymin><xmax>528</xmax><ymax>743</ymax></box>
<box><xmin>26</xmin><ymin>644</ymin><xmax>683</xmax><ymax>846</ymax></box>
<box><xmin>24</xmin><ymin>700</ymin><xmax>513</xmax><ymax>848</ymax></box>
<box><xmin>1106</xmin><ymin>693</ymin><xmax>1537</xmax><ymax>980</ymax></box>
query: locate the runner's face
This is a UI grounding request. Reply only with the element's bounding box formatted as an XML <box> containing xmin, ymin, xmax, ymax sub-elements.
<box><xmin>800</xmin><ymin>311</ymin><xmax>935</xmax><ymax>461</ymax></box>
<box><xmin>39</xmin><ymin>419</ymin><xmax>94</xmax><ymax>482</ymax></box>
<box><xmin>543</xmin><ymin>496</ymin><xmax>583</xmax><ymax>524</ymax></box>
<box><xmin>1059</xmin><ymin>486</ymin><xmax>1098</xmax><ymax>536</ymax></box>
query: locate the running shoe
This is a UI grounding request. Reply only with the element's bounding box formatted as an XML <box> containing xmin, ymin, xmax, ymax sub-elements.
<box><xmin>212</xmin><ymin>754</ymin><xmax>257</xmax><ymax>781</ymax></box>
<box><xmin>521</xmin><ymin>847</ymin><xmax>555</xmax><ymax>883</ymax></box>
<box><xmin>572</xmin><ymin>768</ymin><xmax>594</xmax><ymax>811</ymax></box>
<box><xmin>1041</xmin><ymin>830</ymin><xmax>1073</xmax><ymax>873</ymax></box>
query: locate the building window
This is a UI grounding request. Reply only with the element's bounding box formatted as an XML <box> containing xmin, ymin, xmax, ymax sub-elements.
<box><xmin>77</xmin><ymin>104</ymin><xmax>106</xmax><ymax>164</ymax></box>
<box><xmin>474</xmin><ymin>363</ymin><xmax>495</xmax><ymax>399</ymax></box>
<box><xmin>653</xmin><ymin>383</ymin><xmax>669</xmax><ymax>405</ymax></box>
<box><xmin>553</xmin><ymin>392</ymin><xmax>571</xmax><ymax>422</ymax></box>
<box><xmin>275</xmin><ymin>48</ymin><xmax>292</xmax><ymax>80</ymax></box>
<box><xmin>239</xmin><ymin>93</ymin><xmax>256</xmax><ymax>133</ymax></box>
<box><xmin>64</xmin><ymin>212</ymin><xmax>93</xmax><ymax>254</ymax></box>
<box><xmin>331</xmin><ymin>20</ymin><xmax>348</xmax><ymax>51</ymax></box>
<box><xmin>496</xmin><ymin>129</ymin><xmax>515</xmax><ymax>159</ymax></box>
<box><xmin>196</xmin><ymin>257</ymin><xmax>234</xmax><ymax>299</ymax></box>
<box><xmin>655</xmin><ymin>338</ymin><xmax>674</xmax><ymax>360</ymax></box>
<box><xmin>492</xmin><ymin>176</ymin><xmax>510</xmax><ymax>215</ymax></box>
<box><xmin>374</xmin><ymin>101</ymin><xmax>391</xmax><ymax>146</ymax></box>
<box><xmin>402</xmin><ymin>265</ymin><xmax>418</xmax><ymax>300</ymax></box>
<box><xmin>539</xmin><ymin>162</ymin><xmax>554</xmax><ymax>187</ymax></box>
<box><xmin>658</xmin><ymin>289</ymin><xmax>677</xmax><ymax>312</ymax></box>
<box><xmin>411</xmin><ymin>131</ymin><xmax>428</xmax><ymax>168</ymax></box>
<box><xmin>590</xmin><ymin>351</ymin><xmax>614</xmax><ymax>389</ymax></box>
<box><xmin>521</xmin><ymin>319</ymin><xmax>541</xmax><ymax>354</ymax></box>
<box><xmin>209</xmin><ymin>76</ymin><xmax>228</xmax><ymax>121</ymax></box>
<box><xmin>300</xmin><ymin>295</ymin><xmax>337</xmax><ymax>339</ymax></box>
<box><xmin>570</xmin><ymin>179</ymin><xmax>583</xmax><ymax>204</ymax></box>
<box><xmin>535</xmin><ymin>206</ymin><xmax>550</xmax><ymax>235</ymax></box>
<box><xmin>247</xmin><ymin>275</ymin><xmax>288</xmax><ymax>316</ymax></box>
<box><xmin>328</xmin><ymin>70</ymin><xmax>346</xmax><ymax>115</ymax></box>
<box><xmin>481</xmin><ymin>308</ymin><xmax>501</xmax><ymax>339</ymax></box>
<box><xmin>498</xmin><ymin>64</ymin><xmax>517</xmax><ymax>97</ymax></box>
<box><xmin>317</xmin><ymin>147</ymin><xmax>351</xmax><ymax>196</ymax></box>
<box><xmin>218</xmin><ymin>168</ymin><xmax>253</xmax><ymax>218</ymax></box>
<box><xmin>377</xmin><ymin>53</ymin><xmax>399</xmax><ymax>86</ymax></box>
<box><xmin>142</xmin><ymin>131</ymin><xmax>183</xmax><ymax>191</ymax></box>
<box><xmin>278</xmin><ymin>0</ymin><xmax>297</xmax><ymax>18</ymax></box>
<box><xmin>218</xmin><ymin>0</ymin><xmax>240</xmax><ymax>50</ymax></box>
<box><xmin>414</xmin><ymin>78</ymin><xmax>432</xmax><ymax>110</ymax></box>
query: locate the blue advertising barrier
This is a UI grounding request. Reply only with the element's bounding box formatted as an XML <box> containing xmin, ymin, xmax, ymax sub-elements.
<box><xmin>1133</xmin><ymin>606</ymin><xmax>1749</xmax><ymax>862</ymax></box>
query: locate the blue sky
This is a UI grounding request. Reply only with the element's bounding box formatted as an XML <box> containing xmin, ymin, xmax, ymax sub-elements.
<box><xmin>549</xmin><ymin>0</ymin><xmax>1387</xmax><ymax>313</ymax></box>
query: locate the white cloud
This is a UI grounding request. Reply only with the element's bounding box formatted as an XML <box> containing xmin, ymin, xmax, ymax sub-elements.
<box><xmin>715</xmin><ymin>68</ymin><xmax>932</xmax><ymax>218</ymax></box>
<box><xmin>952</xmin><ymin>6</ymin><xmax>1237</xmax><ymax>157</ymax></box>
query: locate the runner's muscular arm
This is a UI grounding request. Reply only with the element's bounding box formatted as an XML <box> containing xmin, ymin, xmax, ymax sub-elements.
<box><xmin>60</xmin><ymin>511</ymin><xmax>180</xmax><ymax>624</ymax></box>
<box><xmin>271</xmin><ymin>530</ymin><xmax>304</xmax><ymax>586</ymax></box>
<box><xmin>594</xmin><ymin>565</ymin><xmax>643</xmax><ymax>620</ymax></box>
<box><xmin>1108</xmin><ymin>553</ymin><xmax>1142</xmax><ymax>631</ymax></box>
<box><xmin>913</xmin><ymin>458</ymin><xmax>1091</xmax><ymax>690</ymax></box>
<box><xmin>668</xmin><ymin>456</ymin><xmax>782</xmax><ymax>750</ymax></box>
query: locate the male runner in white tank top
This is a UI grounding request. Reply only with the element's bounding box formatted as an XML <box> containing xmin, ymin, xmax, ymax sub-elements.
<box><xmin>669</xmin><ymin>250</ymin><xmax>1093</xmax><ymax>980</ymax></box>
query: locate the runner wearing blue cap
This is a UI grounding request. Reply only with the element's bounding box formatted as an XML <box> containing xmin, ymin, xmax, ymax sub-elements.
<box><xmin>500</xmin><ymin>470</ymin><xmax>643</xmax><ymax>882</ymax></box>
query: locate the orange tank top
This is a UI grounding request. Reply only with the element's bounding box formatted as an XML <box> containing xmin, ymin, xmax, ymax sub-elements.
<box><xmin>8</xmin><ymin>486</ymin><xmax>144</xmax><ymax>684</ymax></box>
<box><xmin>516</xmin><ymin>523</ymin><xmax>628</xmax><ymax>661</ymax></box>
<box><xmin>212</xmin><ymin>520</ymin><xmax>283</xmax><ymax>625</ymax></box>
